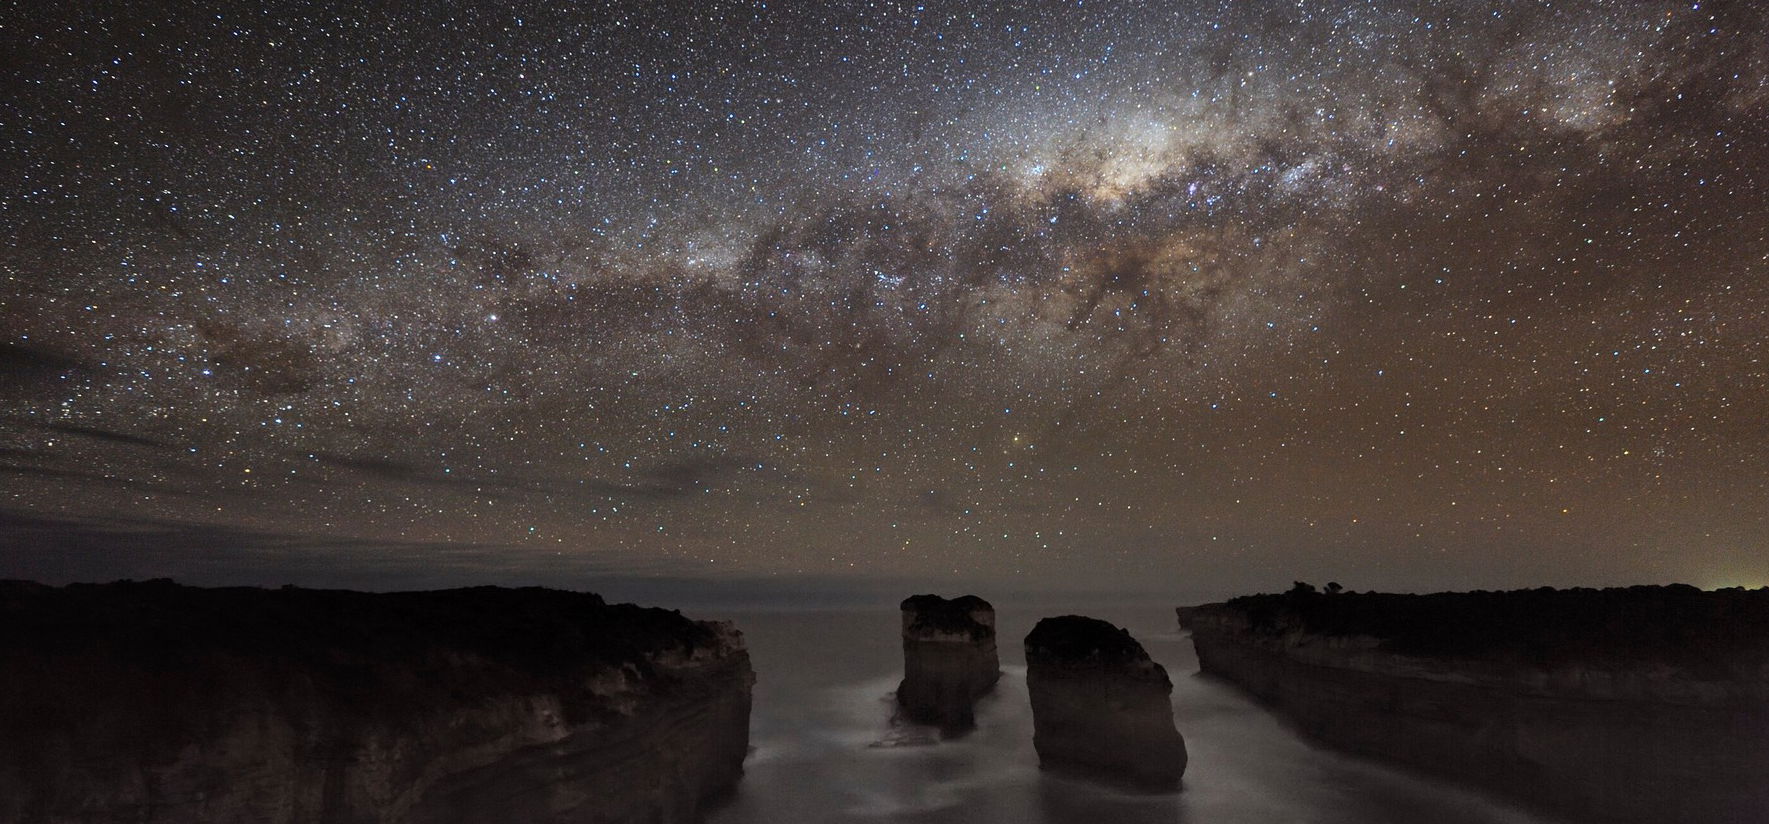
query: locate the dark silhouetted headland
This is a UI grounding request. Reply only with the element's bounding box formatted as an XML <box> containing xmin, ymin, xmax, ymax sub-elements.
<box><xmin>0</xmin><ymin>579</ymin><xmax>752</xmax><ymax>824</ymax></box>
<box><xmin>1186</xmin><ymin>584</ymin><xmax>1769</xmax><ymax>823</ymax></box>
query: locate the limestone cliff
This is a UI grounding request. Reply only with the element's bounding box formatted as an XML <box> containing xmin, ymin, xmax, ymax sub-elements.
<box><xmin>1023</xmin><ymin>615</ymin><xmax>1187</xmax><ymax>790</ymax></box>
<box><xmin>895</xmin><ymin>594</ymin><xmax>1000</xmax><ymax>733</ymax></box>
<box><xmin>1188</xmin><ymin>585</ymin><xmax>1769</xmax><ymax>823</ymax></box>
<box><xmin>0</xmin><ymin>580</ymin><xmax>754</xmax><ymax>824</ymax></box>
<box><xmin>1173</xmin><ymin>604</ymin><xmax>1218</xmax><ymax>631</ymax></box>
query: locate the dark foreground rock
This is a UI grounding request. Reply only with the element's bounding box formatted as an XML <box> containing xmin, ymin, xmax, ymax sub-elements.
<box><xmin>1188</xmin><ymin>585</ymin><xmax>1769</xmax><ymax>824</ymax></box>
<box><xmin>0</xmin><ymin>579</ymin><xmax>754</xmax><ymax>824</ymax></box>
<box><xmin>895</xmin><ymin>594</ymin><xmax>1000</xmax><ymax>732</ymax></box>
<box><xmin>1024</xmin><ymin>615</ymin><xmax>1186</xmax><ymax>790</ymax></box>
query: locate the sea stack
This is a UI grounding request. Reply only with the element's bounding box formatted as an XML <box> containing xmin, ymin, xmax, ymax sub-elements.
<box><xmin>1024</xmin><ymin>615</ymin><xmax>1187</xmax><ymax>790</ymax></box>
<box><xmin>0</xmin><ymin>580</ymin><xmax>753</xmax><ymax>824</ymax></box>
<box><xmin>896</xmin><ymin>594</ymin><xmax>1001</xmax><ymax>732</ymax></box>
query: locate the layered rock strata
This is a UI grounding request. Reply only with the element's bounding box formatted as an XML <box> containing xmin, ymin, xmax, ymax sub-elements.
<box><xmin>1188</xmin><ymin>585</ymin><xmax>1769</xmax><ymax>823</ymax></box>
<box><xmin>0</xmin><ymin>579</ymin><xmax>754</xmax><ymax>824</ymax></box>
<box><xmin>1023</xmin><ymin>615</ymin><xmax>1187</xmax><ymax>790</ymax></box>
<box><xmin>895</xmin><ymin>594</ymin><xmax>1000</xmax><ymax>733</ymax></box>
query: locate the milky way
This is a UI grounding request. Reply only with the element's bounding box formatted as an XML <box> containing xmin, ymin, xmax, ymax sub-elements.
<box><xmin>3</xmin><ymin>0</ymin><xmax>1766</xmax><ymax>597</ymax></box>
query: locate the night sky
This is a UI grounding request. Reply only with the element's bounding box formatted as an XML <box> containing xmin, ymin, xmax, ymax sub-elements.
<box><xmin>2</xmin><ymin>0</ymin><xmax>1765</xmax><ymax>600</ymax></box>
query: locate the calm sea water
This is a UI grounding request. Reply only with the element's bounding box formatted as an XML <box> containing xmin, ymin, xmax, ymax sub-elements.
<box><xmin>706</xmin><ymin>604</ymin><xmax>1562</xmax><ymax>824</ymax></box>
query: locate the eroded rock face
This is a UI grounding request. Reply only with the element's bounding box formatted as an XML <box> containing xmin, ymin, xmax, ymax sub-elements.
<box><xmin>0</xmin><ymin>580</ymin><xmax>754</xmax><ymax>824</ymax></box>
<box><xmin>1188</xmin><ymin>586</ymin><xmax>1769</xmax><ymax>824</ymax></box>
<box><xmin>1023</xmin><ymin>615</ymin><xmax>1186</xmax><ymax>790</ymax></box>
<box><xmin>896</xmin><ymin>594</ymin><xmax>1000</xmax><ymax>732</ymax></box>
<box><xmin>1173</xmin><ymin>604</ymin><xmax>1217</xmax><ymax>631</ymax></box>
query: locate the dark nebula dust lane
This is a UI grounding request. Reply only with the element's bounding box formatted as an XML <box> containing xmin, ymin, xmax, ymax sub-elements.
<box><xmin>2</xmin><ymin>0</ymin><xmax>1766</xmax><ymax>596</ymax></box>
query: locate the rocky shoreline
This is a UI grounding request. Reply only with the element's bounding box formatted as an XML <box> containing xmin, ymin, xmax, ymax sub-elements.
<box><xmin>0</xmin><ymin>580</ymin><xmax>754</xmax><ymax>824</ymax></box>
<box><xmin>13</xmin><ymin>577</ymin><xmax>1762</xmax><ymax>822</ymax></box>
<box><xmin>1186</xmin><ymin>585</ymin><xmax>1769</xmax><ymax>823</ymax></box>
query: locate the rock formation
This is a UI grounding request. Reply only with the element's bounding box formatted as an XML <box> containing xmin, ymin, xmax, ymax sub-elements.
<box><xmin>1023</xmin><ymin>615</ymin><xmax>1187</xmax><ymax>790</ymax></box>
<box><xmin>1173</xmin><ymin>604</ymin><xmax>1218</xmax><ymax>631</ymax></box>
<box><xmin>0</xmin><ymin>579</ymin><xmax>754</xmax><ymax>824</ymax></box>
<box><xmin>1188</xmin><ymin>585</ymin><xmax>1769</xmax><ymax>824</ymax></box>
<box><xmin>895</xmin><ymin>594</ymin><xmax>1000</xmax><ymax>733</ymax></box>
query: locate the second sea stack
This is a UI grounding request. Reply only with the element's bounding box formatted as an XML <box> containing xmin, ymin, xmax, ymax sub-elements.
<box><xmin>896</xmin><ymin>594</ymin><xmax>1001</xmax><ymax>732</ymax></box>
<box><xmin>1024</xmin><ymin>615</ymin><xmax>1187</xmax><ymax>790</ymax></box>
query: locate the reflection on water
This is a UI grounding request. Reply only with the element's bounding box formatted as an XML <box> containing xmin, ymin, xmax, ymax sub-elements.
<box><xmin>708</xmin><ymin>605</ymin><xmax>1563</xmax><ymax>824</ymax></box>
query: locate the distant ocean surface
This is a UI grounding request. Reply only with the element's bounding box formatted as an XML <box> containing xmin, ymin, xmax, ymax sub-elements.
<box><xmin>707</xmin><ymin>605</ymin><xmax>1560</xmax><ymax>824</ymax></box>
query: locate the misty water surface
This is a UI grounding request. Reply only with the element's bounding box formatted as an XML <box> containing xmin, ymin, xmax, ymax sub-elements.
<box><xmin>708</xmin><ymin>605</ymin><xmax>1562</xmax><ymax>824</ymax></box>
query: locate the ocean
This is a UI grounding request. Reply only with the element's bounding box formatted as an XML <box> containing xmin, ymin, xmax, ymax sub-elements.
<box><xmin>707</xmin><ymin>604</ymin><xmax>1560</xmax><ymax>824</ymax></box>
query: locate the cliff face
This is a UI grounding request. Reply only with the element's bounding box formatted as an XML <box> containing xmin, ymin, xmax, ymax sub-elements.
<box><xmin>895</xmin><ymin>594</ymin><xmax>1000</xmax><ymax>733</ymax></box>
<box><xmin>0</xmin><ymin>580</ymin><xmax>754</xmax><ymax>824</ymax></box>
<box><xmin>1188</xmin><ymin>586</ymin><xmax>1769</xmax><ymax>824</ymax></box>
<box><xmin>1173</xmin><ymin>605</ymin><xmax>1215</xmax><ymax>631</ymax></box>
<box><xmin>1023</xmin><ymin>616</ymin><xmax>1187</xmax><ymax>790</ymax></box>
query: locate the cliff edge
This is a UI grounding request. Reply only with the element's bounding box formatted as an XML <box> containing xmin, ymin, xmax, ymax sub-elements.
<box><xmin>1188</xmin><ymin>585</ymin><xmax>1769</xmax><ymax>823</ymax></box>
<box><xmin>0</xmin><ymin>579</ymin><xmax>754</xmax><ymax>824</ymax></box>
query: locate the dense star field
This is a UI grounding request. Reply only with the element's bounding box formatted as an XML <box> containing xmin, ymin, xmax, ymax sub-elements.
<box><xmin>2</xmin><ymin>1</ymin><xmax>1765</xmax><ymax>596</ymax></box>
